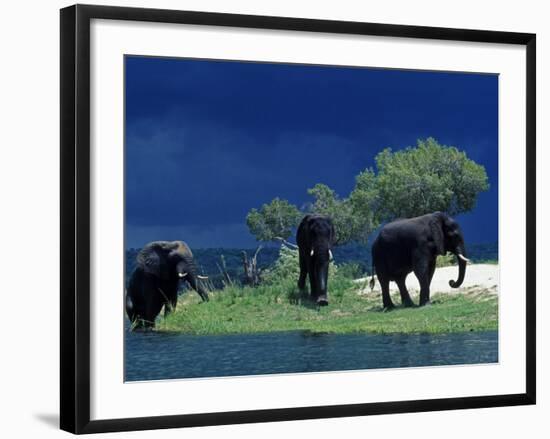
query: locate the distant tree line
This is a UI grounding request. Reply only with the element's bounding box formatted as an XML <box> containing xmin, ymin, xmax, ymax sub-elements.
<box><xmin>246</xmin><ymin>138</ymin><xmax>489</xmax><ymax>246</ymax></box>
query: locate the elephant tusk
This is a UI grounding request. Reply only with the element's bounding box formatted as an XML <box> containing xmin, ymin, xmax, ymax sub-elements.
<box><xmin>197</xmin><ymin>275</ymin><xmax>209</xmax><ymax>280</ymax></box>
<box><xmin>310</xmin><ymin>249</ymin><xmax>314</xmax><ymax>256</ymax></box>
<box><xmin>329</xmin><ymin>249</ymin><xmax>334</xmax><ymax>261</ymax></box>
<box><xmin>457</xmin><ymin>254</ymin><xmax>470</xmax><ymax>263</ymax></box>
<box><xmin>178</xmin><ymin>272</ymin><xmax>188</xmax><ymax>278</ymax></box>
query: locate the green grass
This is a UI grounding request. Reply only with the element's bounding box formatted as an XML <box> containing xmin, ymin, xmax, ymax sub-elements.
<box><xmin>156</xmin><ymin>275</ymin><xmax>498</xmax><ymax>335</ymax></box>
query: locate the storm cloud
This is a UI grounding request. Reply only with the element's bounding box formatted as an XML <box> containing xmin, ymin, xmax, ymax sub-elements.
<box><xmin>125</xmin><ymin>57</ymin><xmax>498</xmax><ymax>249</ymax></box>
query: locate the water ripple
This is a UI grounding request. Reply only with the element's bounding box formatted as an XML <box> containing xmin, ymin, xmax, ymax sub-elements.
<box><xmin>125</xmin><ymin>330</ymin><xmax>498</xmax><ymax>381</ymax></box>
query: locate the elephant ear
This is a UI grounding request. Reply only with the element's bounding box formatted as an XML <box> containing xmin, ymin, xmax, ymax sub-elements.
<box><xmin>172</xmin><ymin>241</ymin><xmax>193</xmax><ymax>259</ymax></box>
<box><xmin>429</xmin><ymin>215</ymin><xmax>445</xmax><ymax>255</ymax></box>
<box><xmin>137</xmin><ymin>241</ymin><xmax>175</xmax><ymax>279</ymax></box>
<box><xmin>170</xmin><ymin>241</ymin><xmax>196</xmax><ymax>268</ymax></box>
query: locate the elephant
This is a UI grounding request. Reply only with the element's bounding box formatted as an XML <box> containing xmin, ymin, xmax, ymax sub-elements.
<box><xmin>371</xmin><ymin>211</ymin><xmax>469</xmax><ymax>309</ymax></box>
<box><xmin>125</xmin><ymin>240</ymin><xmax>209</xmax><ymax>329</ymax></box>
<box><xmin>297</xmin><ymin>214</ymin><xmax>335</xmax><ymax>306</ymax></box>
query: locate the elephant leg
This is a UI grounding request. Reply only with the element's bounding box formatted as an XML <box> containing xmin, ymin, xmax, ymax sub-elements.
<box><xmin>305</xmin><ymin>257</ymin><xmax>317</xmax><ymax>299</ymax></box>
<box><xmin>142</xmin><ymin>276</ymin><xmax>166</xmax><ymax>328</ymax></box>
<box><xmin>396</xmin><ymin>276</ymin><xmax>414</xmax><ymax>307</ymax></box>
<box><xmin>308</xmin><ymin>270</ymin><xmax>316</xmax><ymax>299</ymax></box>
<box><xmin>419</xmin><ymin>258</ymin><xmax>437</xmax><ymax>307</ymax></box>
<box><xmin>142</xmin><ymin>317</ymin><xmax>155</xmax><ymax>329</ymax></box>
<box><xmin>379</xmin><ymin>275</ymin><xmax>394</xmax><ymax>309</ymax></box>
<box><xmin>414</xmin><ymin>259</ymin><xmax>432</xmax><ymax>306</ymax></box>
<box><xmin>428</xmin><ymin>258</ymin><xmax>436</xmax><ymax>283</ymax></box>
<box><xmin>137</xmin><ymin>293</ymin><xmax>157</xmax><ymax>329</ymax></box>
<box><xmin>298</xmin><ymin>252</ymin><xmax>307</xmax><ymax>290</ymax></box>
<box><xmin>128</xmin><ymin>275</ymin><xmax>156</xmax><ymax>329</ymax></box>
<box><xmin>127</xmin><ymin>270</ymin><xmax>148</xmax><ymax>329</ymax></box>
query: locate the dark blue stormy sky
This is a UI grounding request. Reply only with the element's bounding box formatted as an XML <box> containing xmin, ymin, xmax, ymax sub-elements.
<box><xmin>125</xmin><ymin>56</ymin><xmax>498</xmax><ymax>249</ymax></box>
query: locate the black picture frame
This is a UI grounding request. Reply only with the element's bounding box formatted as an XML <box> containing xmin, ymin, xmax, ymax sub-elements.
<box><xmin>60</xmin><ymin>4</ymin><xmax>536</xmax><ymax>434</ymax></box>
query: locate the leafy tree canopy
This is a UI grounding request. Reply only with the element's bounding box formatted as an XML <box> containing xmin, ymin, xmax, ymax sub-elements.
<box><xmin>375</xmin><ymin>137</ymin><xmax>489</xmax><ymax>219</ymax></box>
<box><xmin>246</xmin><ymin>138</ymin><xmax>489</xmax><ymax>246</ymax></box>
<box><xmin>307</xmin><ymin>183</ymin><xmax>377</xmax><ymax>246</ymax></box>
<box><xmin>246</xmin><ymin>197</ymin><xmax>302</xmax><ymax>242</ymax></box>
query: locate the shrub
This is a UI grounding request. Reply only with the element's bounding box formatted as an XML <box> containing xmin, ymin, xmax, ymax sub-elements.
<box><xmin>436</xmin><ymin>253</ymin><xmax>456</xmax><ymax>267</ymax></box>
<box><xmin>262</xmin><ymin>244</ymin><xmax>339</xmax><ymax>284</ymax></box>
<box><xmin>336</xmin><ymin>262</ymin><xmax>364</xmax><ymax>280</ymax></box>
<box><xmin>261</xmin><ymin>244</ymin><xmax>301</xmax><ymax>284</ymax></box>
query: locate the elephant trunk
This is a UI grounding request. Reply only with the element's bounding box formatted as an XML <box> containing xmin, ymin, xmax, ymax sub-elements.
<box><xmin>188</xmin><ymin>272</ymin><xmax>209</xmax><ymax>302</ymax></box>
<box><xmin>196</xmin><ymin>277</ymin><xmax>209</xmax><ymax>302</ymax></box>
<box><xmin>315</xmin><ymin>271</ymin><xmax>328</xmax><ymax>306</ymax></box>
<box><xmin>177</xmin><ymin>259</ymin><xmax>209</xmax><ymax>302</ymax></box>
<box><xmin>449</xmin><ymin>247</ymin><xmax>467</xmax><ymax>288</ymax></box>
<box><xmin>313</xmin><ymin>245</ymin><xmax>330</xmax><ymax>306</ymax></box>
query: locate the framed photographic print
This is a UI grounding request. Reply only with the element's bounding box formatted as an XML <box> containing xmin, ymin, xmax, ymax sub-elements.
<box><xmin>60</xmin><ymin>4</ymin><xmax>536</xmax><ymax>434</ymax></box>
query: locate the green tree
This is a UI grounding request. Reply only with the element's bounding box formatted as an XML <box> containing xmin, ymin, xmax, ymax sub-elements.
<box><xmin>374</xmin><ymin>137</ymin><xmax>489</xmax><ymax>220</ymax></box>
<box><xmin>348</xmin><ymin>168</ymin><xmax>380</xmax><ymax>243</ymax></box>
<box><xmin>307</xmin><ymin>183</ymin><xmax>378</xmax><ymax>245</ymax></box>
<box><xmin>307</xmin><ymin>184</ymin><xmax>352</xmax><ymax>244</ymax></box>
<box><xmin>246</xmin><ymin>138</ymin><xmax>488</xmax><ymax>246</ymax></box>
<box><xmin>246</xmin><ymin>198</ymin><xmax>302</xmax><ymax>242</ymax></box>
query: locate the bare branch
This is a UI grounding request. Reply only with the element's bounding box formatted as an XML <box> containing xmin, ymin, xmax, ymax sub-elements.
<box><xmin>274</xmin><ymin>236</ymin><xmax>299</xmax><ymax>249</ymax></box>
<box><xmin>242</xmin><ymin>245</ymin><xmax>263</xmax><ymax>287</ymax></box>
<box><xmin>253</xmin><ymin>245</ymin><xmax>263</xmax><ymax>259</ymax></box>
<box><xmin>217</xmin><ymin>255</ymin><xmax>233</xmax><ymax>286</ymax></box>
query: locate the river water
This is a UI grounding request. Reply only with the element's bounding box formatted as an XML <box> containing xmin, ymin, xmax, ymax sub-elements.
<box><xmin>125</xmin><ymin>330</ymin><xmax>498</xmax><ymax>381</ymax></box>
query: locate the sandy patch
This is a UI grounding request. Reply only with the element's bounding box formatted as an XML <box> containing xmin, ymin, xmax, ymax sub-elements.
<box><xmin>355</xmin><ymin>263</ymin><xmax>499</xmax><ymax>296</ymax></box>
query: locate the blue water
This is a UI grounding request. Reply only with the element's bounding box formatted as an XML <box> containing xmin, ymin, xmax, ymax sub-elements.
<box><xmin>125</xmin><ymin>330</ymin><xmax>498</xmax><ymax>381</ymax></box>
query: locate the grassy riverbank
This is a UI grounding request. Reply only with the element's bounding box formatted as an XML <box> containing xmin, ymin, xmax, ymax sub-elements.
<box><xmin>156</xmin><ymin>274</ymin><xmax>498</xmax><ymax>335</ymax></box>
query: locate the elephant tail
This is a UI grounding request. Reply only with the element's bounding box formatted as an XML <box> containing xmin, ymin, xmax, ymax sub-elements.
<box><xmin>369</xmin><ymin>267</ymin><xmax>375</xmax><ymax>291</ymax></box>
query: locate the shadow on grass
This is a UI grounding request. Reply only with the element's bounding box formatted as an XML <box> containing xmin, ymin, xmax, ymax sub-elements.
<box><xmin>287</xmin><ymin>289</ymin><xmax>323</xmax><ymax>311</ymax></box>
<box><xmin>370</xmin><ymin>303</ymin><xmax>421</xmax><ymax>313</ymax></box>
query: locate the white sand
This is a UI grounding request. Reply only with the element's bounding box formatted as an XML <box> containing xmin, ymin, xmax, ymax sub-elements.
<box><xmin>355</xmin><ymin>263</ymin><xmax>499</xmax><ymax>296</ymax></box>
